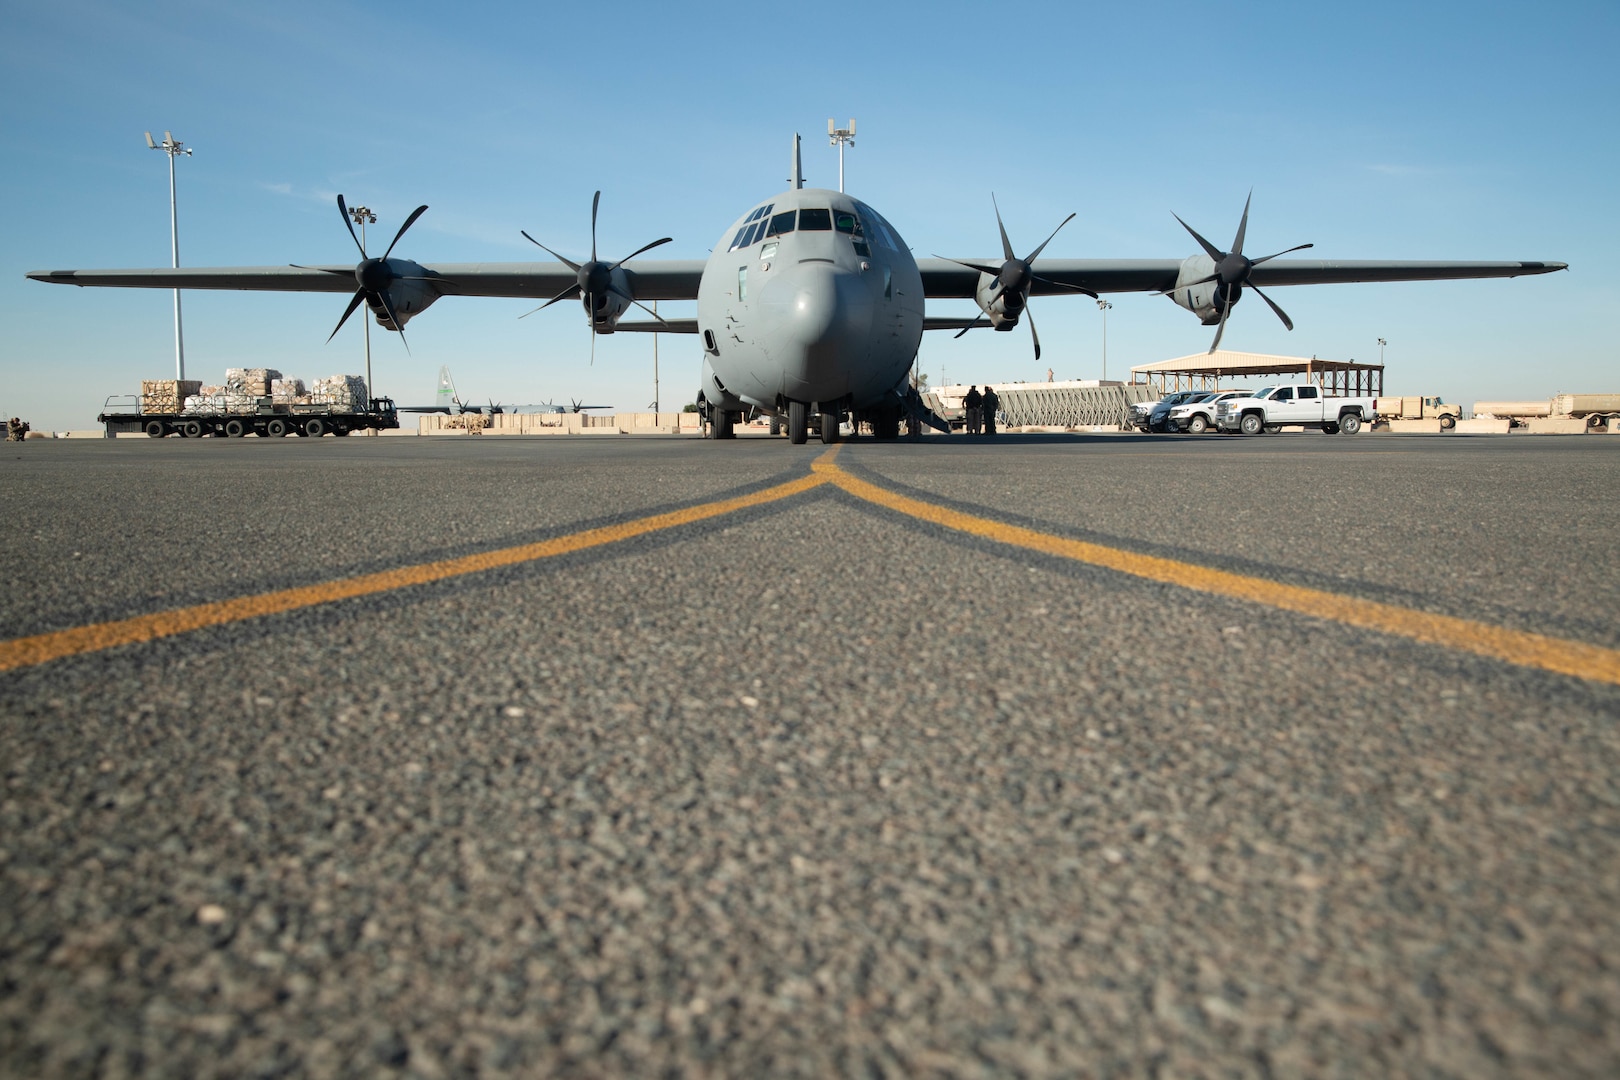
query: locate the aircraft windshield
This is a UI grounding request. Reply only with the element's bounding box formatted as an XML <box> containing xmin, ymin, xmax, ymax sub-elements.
<box><xmin>835</xmin><ymin>212</ymin><xmax>859</xmax><ymax>234</ymax></box>
<box><xmin>799</xmin><ymin>209</ymin><xmax>833</xmax><ymax>231</ymax></box>
<box><xmin>766</xmin><ymin>210</ymin><xmax>796</xmax><ymax>237</ymax></box>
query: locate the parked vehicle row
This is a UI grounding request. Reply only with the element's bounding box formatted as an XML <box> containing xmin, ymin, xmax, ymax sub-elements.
<box><xmin>1131</xmin><ymin>384</ymin><xmax>1379</xmax><ymax>435</ymax></box>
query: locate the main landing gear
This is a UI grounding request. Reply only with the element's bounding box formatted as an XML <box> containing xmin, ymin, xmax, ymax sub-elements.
<box><xmin>788</xmin><ymin>401</ymin><xmax>808</xmax><ymax>445</ymax></box>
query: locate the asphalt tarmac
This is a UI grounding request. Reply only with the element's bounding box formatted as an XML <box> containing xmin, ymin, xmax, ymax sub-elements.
<box><xmin>2</xmin><ymin>431</ymin><xmax>1617</xmax><ymax>1077</ymax></box>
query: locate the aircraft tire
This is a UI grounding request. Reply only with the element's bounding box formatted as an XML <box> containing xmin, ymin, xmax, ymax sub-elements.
<box><xmin>788</xmin><ymin>402</ymin><xmax>808</xmax><ymax>445</ymax></box>
<box><xmin>769</xmin><ymin>416</ymin><xmax>782</xmax><ymax>436</ymax></box>
<box><xmin>819</xmin><ymin>411</ymin><xmax>839</xmax><ymax>445</ymax></box>
<box><xmin>713</xmin><ymin>409</ymin><xmax>734</xmax><ymax>440</ymax></box>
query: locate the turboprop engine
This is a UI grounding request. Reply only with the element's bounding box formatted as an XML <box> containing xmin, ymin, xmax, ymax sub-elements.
<box><xmin>299</xmin><ymin>195</ymin><xmax>443</xmax><ymax>352</ymax></box>
<box><xmin>1162</xmin><ymin>191</ymin><xmax>1313</xmax><ymax>353</ymax></box>
<box><xmin>520</xmin><ymin>191</ymin><xmax>672</xmax><ymax>360</ymax></box>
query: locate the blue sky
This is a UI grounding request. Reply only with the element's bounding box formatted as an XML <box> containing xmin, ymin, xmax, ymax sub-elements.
<box><xmin>3</xmin><ymin>0</ymin><xmax>1613</xmax><ymax>430</ymax></box>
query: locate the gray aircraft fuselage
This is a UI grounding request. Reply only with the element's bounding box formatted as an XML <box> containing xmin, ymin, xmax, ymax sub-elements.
<box><xmin>696</xmin><ymin>187</ymin><xmax>923</xmax><ymax>420</ymax></box>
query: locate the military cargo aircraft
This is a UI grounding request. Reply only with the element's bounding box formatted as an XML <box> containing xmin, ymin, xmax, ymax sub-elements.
<box><xmin>27</xmin><ymin>134</ymin><xmax>1565</xmax><ymax>445</ymax></box>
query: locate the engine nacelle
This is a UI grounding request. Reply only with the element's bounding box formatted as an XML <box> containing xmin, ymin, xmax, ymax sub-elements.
<box><xmin>367</xmin><ymin>261</ymin><xmax>440</xmax><ymax>330</ymax></box>
<box><xmin>973</xmin><ymin>271</ymin><xmax>1025</xmax><ymax>331</ymax></box>
<box><xmin>582</xmin><ymin>267</ymin><xmax>634</xmax><ymax>334</ymax></box>
<box><xmin>1165</xmin><ymin>254</ymin><xmax>1238</xmax><ymax>326</ymax></box>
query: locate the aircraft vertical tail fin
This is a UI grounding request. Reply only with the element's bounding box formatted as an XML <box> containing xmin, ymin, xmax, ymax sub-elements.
<box><xmin>436</xmin><ymin>365</ymin><xmax>457</xmax><ymax>411</ymax></box>
<box><xmin>790</xmin><ymin>133</ymin><xmax>803</xmax><ymax>190</ymax></box>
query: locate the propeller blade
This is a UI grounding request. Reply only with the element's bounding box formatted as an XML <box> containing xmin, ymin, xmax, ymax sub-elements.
<box><xmin>1173</xmin><ymin>213</ymin><xmax>1226</xmax><ymax>262</ymax></box>
<box><xmin>1248</xmin><ymin>283</ymin><xmax>1295</xmax><ymax>331</ymax></box>
<box><xmin>1027</xmin><ymin>305</ymin><xmax>1042</xmax><ymax>362</ymax></box>
<box><xmin>291</xmin><ymin>264</ymin><xmax>355</xmax><ymax>276</ymax></box>
<box><xmin>1231</xmin><ymin>190</ymin><xmax>1253</xmax><ymax>256</ymax></box>
<box><xmin>953</xmin><ymin>323</ymin><xmax>980</xmax><ymax>340</ymax></box>
<box><xmin>520</xmin><ymin>230</ymin><xmax>583</xmax><ymax>272</ymax></box>
<box><xmin>374</xmin><ymin>289</ymin><xmax>411</xmax><ymax>355</ymax></box>
<box><xmin>1151</xmin><ymin>271</ymin><xmax>1219</xmax><ymax>296</ymax></box>
<box><xmin>991</xmin><ymin>193</ymin><xmax>1015</xmax><ymax>262</ymax></box>
<box><xmin>1208</xmin><ymin>284</ymin><xmax>1233</xmax><ymax>353</ymax></box>
<box><xmin>590</xmin><ymin>190</ymin><xmax>600</xmax><ymax>262</ymax></box>
<box><xmin>1023</xmin><ymin>212</ymin><xmax>1076</xmax><ymax>263</ymax></box>
<box><xmin>518</xmin><ymin>283</ymin><xmax>581</xmax><ymax>319</ymax></box>
<box><xmin>610</xmin><ymin>235</ymin><xmax>673</xmax><ymax>269</ymax></box>
<box><xmin>381</xmin><ymin>205</ymin><xmax>429</xmax><ymax>261</ymax></box>
<box><xmin>326</xmin><ymin>288</ymin><xmax>368</xmax><ymax>343</ymax></box>
<box><xmin>589</xmin><ymin>325</ymin><xmax>596</xmax><ymax>367</ymax></box>
<box><xmin>627</xmin><ymin>297</ymin><xmax>670</xmax><ymax>325</ymax></box>
<box><xmin>934</xmin><ymin>255</ymin><xmax>1005</xmax><ymax>276</ymax></box>
<box><xmin>337</xmin><ymin>195</ymin><xmax>366</xmax><ymax>258</ymax></box>
<box><xmin>1031</xmin><ymin>274</ymin><xmax>1098</xmax><ymax>299</ymax></box>
<box><xmin>1247</xmin><ymin>242</ymin><xmax>1314</xmax><ymax>267</ymax></box>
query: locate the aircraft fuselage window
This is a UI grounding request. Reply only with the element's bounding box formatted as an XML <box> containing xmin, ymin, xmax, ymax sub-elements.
<box><xmin>737</xmin><ymin>265</ymin><xmax>748</xmax><ymax>301</ymax></box>
<box><xmin>852</xmin><ymin>240</ymin><xmax>871</xmax><ymax>258</ymax></box>
<box><xmin>766</xmin><ymin>210</ymin><xmax>796</xmax><ymax>237</ymax></box>
<box><xmin>799</xmin><ymin>208</ymin><xmax>832</xmax><ymax>231</ymax></box>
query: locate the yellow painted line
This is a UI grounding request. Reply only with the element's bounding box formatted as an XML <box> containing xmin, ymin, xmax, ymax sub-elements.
<box><xmin>822</xmin><ymin>461</ymin><xmax>1620</xmax><ymax>687</ymax></box>
<box><xmin>0</xmin><ymin>462</ymin><xmax>836</xmax><ymax>673</ymax></box>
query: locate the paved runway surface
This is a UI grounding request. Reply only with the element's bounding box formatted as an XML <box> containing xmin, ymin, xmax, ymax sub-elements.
<box><xmin>2</xmin><ymin>431</ymin><xmax>1617</xmax><ymax>1077</ymax></box>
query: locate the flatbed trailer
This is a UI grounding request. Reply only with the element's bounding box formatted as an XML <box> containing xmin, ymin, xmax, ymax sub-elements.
<box><xmin>98</xmin><ymin>396</ymin><xmax>399</xmax><ymax>438</ymax></box>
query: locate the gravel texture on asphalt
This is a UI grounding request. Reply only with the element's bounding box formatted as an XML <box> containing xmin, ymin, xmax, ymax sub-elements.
<box><xmin>2</xmin><ymin>433</ymin><xmax>1617</xmax><ymax>1077</ymax></box>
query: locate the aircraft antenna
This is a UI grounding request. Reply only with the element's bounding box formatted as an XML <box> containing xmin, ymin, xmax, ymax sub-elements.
<box><xmin>789</xmin><ymin>133</ymin><xmax>803</xmax><ymax>190</ymax></box>
<box><xmin>828</xmin><ymin>119</ymin><xmax>855</xmax><ymax>193</ymax></box>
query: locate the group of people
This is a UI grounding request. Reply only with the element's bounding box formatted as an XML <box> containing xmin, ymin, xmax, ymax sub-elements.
<box><xmin>962</xmin><ymin>385</ymin><xmax>1000</xmax><ymax>436</ymax></box>
<box><xmin>6</xmin><ymin>417</ymin><xmax>29</xmax><ymax>442</ymax></box>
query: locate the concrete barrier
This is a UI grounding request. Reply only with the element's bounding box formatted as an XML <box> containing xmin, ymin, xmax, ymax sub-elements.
<box><xmin>1385</xmin><ymin>418</ymin><xmax>1444</xmax><ymax>434</ymax></box>
<box><xmin>1525</xmin><ymin>417</ymin><xmax>1589</xmax><ymax>435</ymax></box>
<box><xmin>1453</xmin><ymin>418</ymin><xmax>1512</xmax><ymax>434</ymax></box>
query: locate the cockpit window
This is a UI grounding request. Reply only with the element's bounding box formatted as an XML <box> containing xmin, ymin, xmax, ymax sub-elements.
<box><xmin>798</xmin><ymin>208</ymin><xmax>832</xmax><ymax>231</ymax></box>
<box><xmin>766</xmin><ymin>210</ymin><xmax>796</xmax><ymax>237</ymax></box>
<box><xmin>760</xmin><ymin>241</ymin><xmax>779</xmax><ymax>261</ymax></box>
<box><xmin>726</xmin><ymin>226</ymin><xmax>750</xmax><ymax>253</ymax></box>
<box><xmin>835</xmin><ymin>212</ymin><xmax>859</xmax><ymax>234</ymax></box>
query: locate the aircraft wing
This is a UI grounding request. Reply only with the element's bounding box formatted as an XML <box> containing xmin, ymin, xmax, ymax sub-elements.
<box><xmin>917</xmin><ymin>258</ymin><xmax>1566</xmax><ymax>298</ymax></box>
<box><xmin>25</xmin><ymin>259</ymin><xmax>709</xmax><ymax>301</ymax></box>
<box><xmin>613</xmin><ymin>319</ymin><xmax>699</xmax><ymax>334</ymax></box>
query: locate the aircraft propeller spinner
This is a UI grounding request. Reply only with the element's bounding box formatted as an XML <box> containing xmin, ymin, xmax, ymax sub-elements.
<box><xmin>297</xmin><ymin>194</ymin><xmax>432</xmax><ymax>354</ymax></box>
<box><xmin>936</xmin><ymin>194</ymin><xmax>1096</xmax><ymax>362</ymax></box>
<box><xmin>519</xmin><ymin>191</ymin><xmax>672</xmax><ymax>364</ymax></box>
<box><xmin>1171</xmin><ymin>191</ymin><xmax>1314</xmax><ymax>353</ymax></box>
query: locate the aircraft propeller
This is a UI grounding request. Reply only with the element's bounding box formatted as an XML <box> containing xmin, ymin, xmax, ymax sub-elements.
<box><xmin>1170</xmin><ymin>191</ymin><xmax>1314</xmax><ymax>353</ymax></box>
<box><xmin>935</xmin><ymin>194</ymin><xmax>1096</xmax><ymax>362</ymax></box>
<box><xmin>519</xmin><ymin>191</ymin><xmax>672</xmax><ymax>364</ymax></box>
<box><xmin>296</xmin><ymin>194</ymin><xmax>432</xmax><ymax>354</ymax></box>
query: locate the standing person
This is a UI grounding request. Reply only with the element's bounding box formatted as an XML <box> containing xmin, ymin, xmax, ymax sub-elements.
<box><xmin>7</xmin><ymin>417</ymin><xmax>28</xmax><ymax>442</ymax></box>
<box><xmin>982</xmin><ymin>385</ymin><xmax>1000</xmax><ymax>436</ymax></box>
<box><xmin>963</xmin><ymin>385</ymin><xmax>982</xmax><ymax>436</ymax></box>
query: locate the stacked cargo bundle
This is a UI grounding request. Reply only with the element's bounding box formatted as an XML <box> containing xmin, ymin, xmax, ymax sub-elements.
<box><xmin>184</xmin><ymin>385</ymin><xmax>260</xmax><ymax>414</ymax></box>
<box><xmin>224</xmin><ymin>368</ymin><xmax>283</xmax><ymax>397</ymax></box>
<box><xmin>270</xmin><ymin>378</ymin><xmax>308</xmax><ymax>405</ymax></box>
<box><xmin>140</xmin><ymin>379</ymin><xmax>203</xmax><ymax>414</ymax></box>
<box><xmin>309</xmin><ymin>375</ymin><xmax>368</xmax><ymax>413</ymax></box>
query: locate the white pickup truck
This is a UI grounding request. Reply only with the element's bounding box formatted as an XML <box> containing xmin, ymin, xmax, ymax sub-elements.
<box><xmin>1214</xmin><ymin>383</ymin><xmax>1378</xmax><ymax>435</ymax></box>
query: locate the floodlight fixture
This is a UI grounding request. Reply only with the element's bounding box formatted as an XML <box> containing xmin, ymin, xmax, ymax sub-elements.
<box><xmin>347</xmin><ymin>206</ymin><xmax>379</xmax><ymax>403</ymax></box>
<box><xmin>828</xmin><ymin>118</ymin><xmax>856</xmax><ymax>192</ymax></box>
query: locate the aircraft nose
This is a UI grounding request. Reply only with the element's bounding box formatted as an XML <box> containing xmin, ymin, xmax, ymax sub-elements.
<box><xmin>757</xmin><ymin>262</ymin><xmax>874</xmax><ymax>399</ymax></box>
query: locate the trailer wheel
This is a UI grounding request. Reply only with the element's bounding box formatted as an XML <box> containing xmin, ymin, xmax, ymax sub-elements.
<box><xmin>1339</xmin><ymin>412</ymin><xmax>1363</xmax><ymax>436</ymax></box>
<box><xmin>144</xmin><ymin>420</ymin><xmax>167</xmax><ymax>439</ymax></box>
<box><xmin>266</xmin><ymin>418</ymin><xmax>288</xmax><ymax>438</ymax></box>
<box><xmin>304</xmin><ymin>418</ymin><xmax>326</xmax><ymax>438</ymax></box>
<box><xmin>332</xmin><ymin>425</ymin><xmax>350</xmax><ymax>436</ymax></box>
<box><xmin>1587</xmin><ymin>414</ymin><xmax>1608</xmax><ymax>431</ymax></box>
<box><xmin>224</xmin><ymin>418</ymin><xmax>248</xmax><ymax>438</ymax></box>
<box><xmin>182</xmin><ymin>419</ymin><xmax>205</xmax><ymax>439</ymax></box>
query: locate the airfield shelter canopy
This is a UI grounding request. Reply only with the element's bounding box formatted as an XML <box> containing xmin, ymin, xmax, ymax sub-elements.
<box><xmin>1130</xmin><ymin>350</ymin><xmax>1384</xmax><ymax>397</ymax></box>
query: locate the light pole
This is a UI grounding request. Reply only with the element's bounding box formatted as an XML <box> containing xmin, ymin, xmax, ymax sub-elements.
<box><xmin>1097</xmin><ymin>299</ymin><xmax>1113</xmax><ymax>381</ymax></box>
<box><xmin>828</xmin><ymin>119</ymin><xmax>855</xmax><ymax>193</ymax></box>
<box><xmin>146</xmin><ymin>131</ymin><xmax>192</xmax><ymax>380</ymax></box>
<box><xmin>652</xmin><ymin>299</ymin><xmax>660</xmax><ymax>415</ymax></box>
<box><xmin>349</xmin><ymin>204</ymin><xmax>377</xmax><ymax>401</ymax></box>
<box><xmin>1377</xmin><ymin>337</ymin><xmax>1387</xmax><ymax>365</ymax></box>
